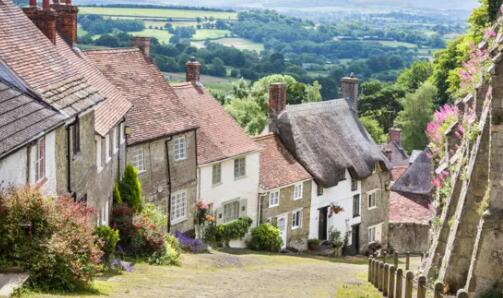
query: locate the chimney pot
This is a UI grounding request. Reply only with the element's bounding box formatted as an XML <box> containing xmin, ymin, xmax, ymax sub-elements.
<box><xmin>341</xmin><ymin>74</ymin><xmax>359</xmax><ymax>112</ymax></box>
<box><xmin>186</xmin><ymin>58</ymin><xmax>201</xmax><ymax>83</ymax></box>
<box><xmin>389</xmin><ymin>127</ymin><xmax>401</xmax><ymax>145</ymax></box>
<box><xmin>131</xmin><ymin>36</ymin><xmax>152</xmax><ymax>62</ymax></box>
<box><xmin>29</xmin><ymin>0</ymin><xmax>36</xmax><ymax>7</ymax></box>
<box><xmin>42</xmin><ymin>0</ymin><xmax>50</xmax><ymax>10</ymax></box>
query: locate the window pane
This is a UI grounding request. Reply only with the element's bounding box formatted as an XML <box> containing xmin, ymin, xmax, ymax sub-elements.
<box><xmin>234</xmin><ymin>158</ymin><xmax>246</xmax><ymax>178</ymax></box>
<box><xmin>174</xmin><ymin>137</ymin><xmax>187</xmax><ymax>161</ymax></box>
<box><xmin>212</xmin><ymin>163</ymin><xmax>221</xmax><ymax>185</ymax></box>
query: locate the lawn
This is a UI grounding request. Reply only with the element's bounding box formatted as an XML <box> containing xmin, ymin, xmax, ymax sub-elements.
<box><xmin>79</xmin><ymin>6</ymin><xmax>237</xmax><ymax>20</ymax></box>
<box><xmin>131</xmin><ymin>29</ymin><xmax>172</xmax><ymax>43</ymax></box>
<box><xmin>19</xmin><ymin>250</ymin><xmax>378</xmax><ymax>298</ymax></box>
<box><xmin>192</xmin><ymin>29</ymin><xmax>232</xmax><ymax>41</ymax></box>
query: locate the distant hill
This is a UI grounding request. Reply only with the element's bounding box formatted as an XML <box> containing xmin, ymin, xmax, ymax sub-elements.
<box><xmin>75</xmin><ymin>0</ymin><xmax>479</xmax><ymax>11</ymax></box>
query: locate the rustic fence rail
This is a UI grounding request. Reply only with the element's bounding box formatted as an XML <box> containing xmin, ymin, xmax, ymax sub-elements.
<box><xmin>368</xmin><ymin>256</ymin><xmax>469</xmax><ymax>298</ymax></box>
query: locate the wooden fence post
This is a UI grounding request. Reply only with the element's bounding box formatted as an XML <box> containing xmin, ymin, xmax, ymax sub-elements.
<box><xmin>383</xmin><ymin>263</ymin><xmax>389</xmax><ymax>296</ymax></box>
<box><xmin>434</xmin><ymin>281</ymin><xmax>444</xmax><ymax>298</ymax></box>
<box><xmin>406</xmin><ymin>251</ymin><xmax>410</xmax><ymax>270</ymax></box>
<box><xmin>417</xmin><ymin>275</ymin><xmax>426</xmax><ymax>298</ymax></box>
<box><xmin>394</xmin><ymin>252</ymin><xmax>399</xmax><ymax>269</ymax></box>
<box><xmin>378</xmin><ymin>261</ymin><xmax>384</xmax><ymax>291</ymax></box>
<box><xmin>456</xmin><ymin>289</ymin><xmax>469</xmax><ymax>298</ymax></box>
<box><xmin>368</xmin><ymin>257</ymin><xmax>372</xmax><ymax>282</ymax></box>
<box><xmin>405</xmin><ymin>271</ymin><xmax>414</xmax><ymax>298</ymax></box>
<box><xmin>396</xmin><ymin>268</ymin><xmax>403</xmax><ymax>298</ymax></box>
<box><xmin>389</xmin><ymin>265</ymin><xmax>396</xmax><ymax>298</ymax></box>
<box><xmin>374</xmin><ymin>259</ymin><xmax>378</xmax><ymax>286</ymax></box>
<box><xmin>384</xmin><ymin>251</ymin><xmax>387</xmax><ymax>264</ymax></box>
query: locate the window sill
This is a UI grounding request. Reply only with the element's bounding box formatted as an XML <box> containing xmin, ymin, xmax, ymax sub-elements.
<box><xmin>291</xmin><ymin>226</ymin><xmax>300</xmax><ymax>230</ymax></box>
<box><xmin>293</xmin><ymin>197</ymin><xmax>303</xmax><ymax>201</ymax></box>
<box><xmin>174</xmin><ymin>157</ymin><xmax>187</xmax><ymax>162</ymax></box>
<box><xmin>171</xmin><ymin>217</ymin><xmax>187</xmax><ymax>225</ymax></box>
<box><xmin>269</xmin><ymin>204</ymin><xmax>279</xmax><ymax>208</ymax></box>
<box><xmin>106</xmin><ymin>157</ymin><xmax>112</xmax><ymax>164</ymax></box>
<box><xmin>138</xmin><ymin>170</ymin><xmax>146</xmax><ymax>175</ymax></box>
<box><xmin>368</xmin><ymin>206</ymin><xmax>377</xmax><ymax>210</ymax></box>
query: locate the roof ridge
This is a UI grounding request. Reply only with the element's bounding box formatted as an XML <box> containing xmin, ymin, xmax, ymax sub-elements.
<box><xmin>253</xmin><ymin>133</ymin><xmax>275</xmax><ymax>140</ymax></box>
<box><xmin>83</xmin><ymin>48</ymin><xmax>140</xmax><ymax>54</ymax></box>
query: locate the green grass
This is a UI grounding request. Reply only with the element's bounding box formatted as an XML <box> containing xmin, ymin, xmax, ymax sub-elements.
<box><xmin>210</xmin><ymin>37</ymin><xmax>264</xmax><ymax>52</ymax></box>
<box><xmin>79</xmin><ymin>6</ymin><xmax>237</xmax><ymax>20</ymax></box>
<box><xmin>335</xmin><ymin>273</ymin><xmax>382</xmax><ymax>298</ymax></box>
<box><xmin>192</xmin><ymin>29</ymin><xmax>231</xmax><ymax>41</ymax></box>
<box><xmin>377</xmin><ymin>40</ymin><xmax>418</xmax><ymax>48</ymax></box>
<box><xmin>132</xmin><ymin>29</ymin><xmax>172</xmax><ymax>42</ymax></box>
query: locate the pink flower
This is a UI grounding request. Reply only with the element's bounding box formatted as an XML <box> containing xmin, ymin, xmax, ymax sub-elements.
<box><xmin>484</xmin><ymin>29</ymin><xmax>497</xmax><ymax>39</ymax></box>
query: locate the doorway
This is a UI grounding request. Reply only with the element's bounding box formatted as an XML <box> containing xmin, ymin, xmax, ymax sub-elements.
<box><xmin>277</xmin><ymin>213</ymin><xmax>288</xmax><ymax>249</ymax></box>
<box><xmin>352</xmin><ymin>224</ymin><xmax>360</xmax><ymax>254</ymax></box>
<box><xmin>318</xmin><ymin>206</ymin><xmax>328</xmax><ymax>240</ymax></box>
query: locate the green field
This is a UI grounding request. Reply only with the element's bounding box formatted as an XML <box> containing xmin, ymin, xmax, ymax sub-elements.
<box><xmin>211</xmin><ymin>38</ymin><xmax>264</xmax><ymax>52</ymax></box>
<box><xmin>80</xmin><ymin>6</ymin><xmax>237</xmax><ymax>20</ymax></box>
<box><xmin>192</xmin><ymin>29</ymin><xmax>231</xmax><ymax>41</ymax></box>
<box><xmin>132</xmin><ymin>29</ymin><xmax>172</xmax><ymax>42</ymax></box>
<box><xmin>377</xmin><ymin>40</ymin><xmax>418</xmax><ymax>48</ymax></box>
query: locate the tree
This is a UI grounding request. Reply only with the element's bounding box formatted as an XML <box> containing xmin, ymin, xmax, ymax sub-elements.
<box><xmin>224</xmin><ymin>98</ymin><xmax>267</xmax><ymax>135</ymax></box>
<box><xmin>305</xmin><ymin>81</ymin><xmax>322</xmax><ymax>102</ymax></box>
<box><xmin>396</xmin><ymin>82</ymin><xmax>436</xmax><ymax>152</ymax></box>
<box><xmin>396</xmin><ymin>60</ymin><xmax>433</xmax><ymax>92</ymax></box>
<box><xmin>360</xmin><ymin>116</ymin><xmax>386</xmax><ymax>144</ymax></box>
<box><xmin>119</xmin><ymin>164</ymin><xmax>143</xmax><ymax>212</ymax></box>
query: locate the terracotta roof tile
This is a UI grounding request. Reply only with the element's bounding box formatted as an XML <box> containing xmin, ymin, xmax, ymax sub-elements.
<box><xmin>0</xmin><ymin>1</ymin><xmax>102</xmax><ymax>117</ymax></box>
<box><xmin>172</xmin><ymin>82</ymin><xmax>259</xmax><ymax>165</ymax></box>
<box><xmin>84</xmin><ymin>49</ymin><xmax>197</xmax><ymax>144</ymax></box>
<box><xmin>254</xmin><ymin>133</ymin><xmax>311</xmax><ymax>190</ymax></box>
<box><xmin>389</xmin><ymin>191</ymin><xmax>434</xmax><ymax>224</ymax></box>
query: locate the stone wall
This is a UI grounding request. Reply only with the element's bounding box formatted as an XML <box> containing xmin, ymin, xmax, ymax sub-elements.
<box><xmin>360</xmin><ymin>167</ymin><xmax>390</xmax><ymax>254</ymax></box>
<box><xmin>127</xmin><ymin>130</ymin><xmax>197</xmax><ymax>233</ymax></box>
<box><xmin>388</xmin><ymin>223</ymin><xmax>431</xmax><ymax>254</ymax></box>
<box><xmin>261</xmin><ymin>180</ymin><xmax>312</xmax><ymax>249</ymax></box>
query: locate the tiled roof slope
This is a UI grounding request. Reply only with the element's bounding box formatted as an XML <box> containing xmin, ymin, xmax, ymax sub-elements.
<box><xmin>0</xmin><ymin>66</ymin><xmax>65</xmax><ymax>158</ymax></box>
<box><xmin>56</xmin><ymin>45</ymin><xmax>131</xmax><ymax>136</ymax></box>
<box><xmin>172</xmin><ymin>82</ymin><xmax>259</xmax><ymax>165</ymax></box>
<box><xmin>84</xmin><ymin>49</ymin><xmax>197</xmax><ymax>145</ymax></box>
<box><xmin>389</xmin><ymin>191</ymin><xmax>433</xmax><ymax>224</ymax></box>
<box><xmin>0</xmin><ymin>0</ymin><xmax>102</xmax><ymax>116</ymax></box>
<box><xmin>254</xmin><ymin>133</ymin><xmax>311</xmax><ymax>190</ymax></box>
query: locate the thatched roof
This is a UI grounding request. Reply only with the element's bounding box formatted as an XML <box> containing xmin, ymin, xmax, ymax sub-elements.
<box><xmin>275</xmin><ymin>99</ymin><xmax>390</xmax><ymax>188</ymax></box>
<box><xmin>391</xmin><ymin>150</ymin><xmax>433</xmax><ymax>195</ymax></box>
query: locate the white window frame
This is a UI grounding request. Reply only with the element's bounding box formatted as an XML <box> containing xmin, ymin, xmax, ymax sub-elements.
<box><xmin>234</xmin><ymin>157</ymin><xmax>246</xmax><ymax>179</ymax></box>
<box><xmin>269</xmin><ymin>190</ymin><xmax>280</xmax><ymax>208</ymax></box>
<box><xmin>105</xmin><ymin>133</ymin><xmax>111</xmax><ymax>163</ymax></box>
<box><xmin>223</xmin><ymin>200</ymin><xmax>240</xmax><ymax>223</ymax></box>
<box><xmin>35</xmin><ymin>137</ymin><xmax>46</xmax><ymax>182</ymax></box>
<box><xmin>368</xmin><ymin>226</ymin><xmax>376</xmax><ymax>243</ymax></box>
<box><xmin>113</xmin><ymin>126</ymin><xmax>119</xmax><ymax>153</ymax></box>
<box><xmin>96</xmin><ymin>136</ymin><xmax>103</xmax><ymax>173</ymax></box>
<box><xmin>174</xmin><ymin>136</ymin><xmax>187</xmax><ymax>161</ymax></box>
<box><xmin>120</xmin><ymin>122</ymin><xmax>125</xmax><ymax>144</ymax></box>
<box><xmin>292</xmin><ymin>208</ymin><xmax>303</xmax><ymax>230</ymax></box>
<box><xmin>368</xmin><ymin>189</ymin><xmax>378</xmax><ymax>210</ymax></box>
<box><xmin>131</xmin><ymin>146</ymin><xmax>145</xmax><ymax>173</ymax></box>
<box><xmin>171</xmin><ymin>190</ymin><xmax>187</xmax><ymax>224</ymax></box>
<box><xmin>293</xmin><ymin>183</ymin><xmax>303</xmax><ymax>200</ymax></box>
<box><xmin>212</xmin><ymin>163</ymin><xmax>222</xmax><ymax>186</ymax></box>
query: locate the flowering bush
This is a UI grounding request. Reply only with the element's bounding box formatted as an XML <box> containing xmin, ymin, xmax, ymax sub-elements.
<box><xmin>0</xmin><ymin>188</ymin><xmax>102</xmax><ymax>291</ymax></box>
<box><xmin>175</xmin><ymin>231</ymin><xmax>207</xmax><ymax>253</ymax></box>
<box><xmin>457</xmin><ymin>44</ymin><xmax>490</xmax><ymax>97</ymax></box>
<box><xmin>426</xmin><ymin>104</ymin><xmax>460</xmax><ymax>158</ymax></box>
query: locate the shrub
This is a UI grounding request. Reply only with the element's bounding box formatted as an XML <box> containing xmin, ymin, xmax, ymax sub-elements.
<box><xmin>113</xmin><ymin>182</ymin><xmax>122</xmax><ymax>204</ymax></box>
<box><xmin>111</xmin><ymin>203</ymin><xmax>134</xmax><ymax>249</ymax></box>
<box><xmin>0</xmin><ymin>188</ymin><xmax>102</xmax><ymax>291</ymax></box>
<box><xmin>141</xmin><ymin>203</ymin><xmax>167</xmax><ymax>229</ymax></box>
<box><xmin>329</xmin><ymin>228</ymin><xmax>344</xmax><ymax>257</ymax></box>
<box><xmin>175</xmin><ymin>231</ymin><xmax>207</xmax><ymax>253</ymax></box>
<box><xmin>119</xmin><ymin>164</ymin><xmax>143</xmax><ymax>212</ymax></box>
<box><xmin>308</xmin><ymin>239</ymin><xmax>321</xmax><ymax>250</ymax></box>
<box><xmin>130</xmin><ymin>213</ymin><xmax>165</xmax><ymax>257</ymax></box>
<box><xmin>248</xmin><ymin>223</ymin><xmax>282</xmax><ymax>252</ymax></box>
<box><xmin>94</xmin><ymin>226</ymin><xmax>120</xmax><ymax>264</ymax></box>
<box><xmin>204</xmin><ymin>217</ymin><xmax>253</xmax><ymax>247</ymax></box>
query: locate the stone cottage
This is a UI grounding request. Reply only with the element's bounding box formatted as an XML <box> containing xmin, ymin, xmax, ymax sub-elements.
<box><xmin>0</xmin><ymin>0</ymin><xmax>131</xmax><ymax>225</ymax></box>
<box><xmin>85</xmin><ymin>40</ymin><xmax>199</xmax><ymax>233</ymax></box>
<box><xmin>254</xmin><ymin>133</ymin><xmax>313</xmax><ymax>250</ymax></box>
<box><xmin>172</xmin><ymin>60</ymin><xmax>261</xmax><ymax>244</ymax></box>
<box><xmin>267</xmin><ymin>78</ymin><xmax>391</xmax><ymax>254</ymax></box>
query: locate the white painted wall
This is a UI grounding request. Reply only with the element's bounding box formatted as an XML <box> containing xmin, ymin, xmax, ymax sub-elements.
<box><xmin>198</xmin><ymin>151</ymin><xmax>260</xmax><ymax>245</ymax></box>
<box><xmin>309</xmin><ymin>169</ymin><xmax>361</xmax><ymax>240</ymax></box>
<box><xmin>0</xmin><ymin>131</ymin><xmax>57</xmax><ymax>197</ymax></box>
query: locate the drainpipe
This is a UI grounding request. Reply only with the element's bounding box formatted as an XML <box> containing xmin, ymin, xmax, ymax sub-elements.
<box><xmin>66</xmin><ymin>125</ymin><xmax>73</xmax><ymax>197</ymax></box>
<box><xmin>165</xmin><ymin>136</ymin><xmax>173</xmax><ymax>233</ymax></box>
<box><xmin>25</xmin><ymin>144</ymin><xmax>31</xmax><ymax>185</ymax></box>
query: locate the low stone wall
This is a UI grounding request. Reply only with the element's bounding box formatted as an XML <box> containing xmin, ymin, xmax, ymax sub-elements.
<box><xmin>388</xmin><ymin>222</ymin><xmax>430</xmax><ymax>254</ymax></box>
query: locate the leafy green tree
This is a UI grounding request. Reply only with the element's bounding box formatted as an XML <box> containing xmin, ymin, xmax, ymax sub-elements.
<box><xmin>305</xmin><ymin>80</ymin><xmax>322</xmax><ymax>102</ymax></box>
<box><xmin>225</xmin><ymin>98</ymin><xmax>267</xmax><ymax>135</ymax></box>
<box><xmin>119</xmin><ymin>164</ymin><xmax>143</xmax><ymax>212</ymax></box>
<box><xmin>396</xmin><ymin>60</ymin><xmax>433</xmax><ymax>92</ymax></box>
<box><xmin>396</xmin><ymin>83</ymin><xmax>436</xmax><ymax>152</ymax></box>
<box><xmin>360</xmin><ymin>116</ymin><xmax>386</xmax><ymax>144</ymax></box>
<box><xmin>113</xmin><ymin>182</ymin><xmax>122</xmax><ymax>204</ymax></box>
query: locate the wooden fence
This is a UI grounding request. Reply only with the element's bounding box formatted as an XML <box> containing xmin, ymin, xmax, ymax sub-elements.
<box><xmin>368</xmin><ymin>254</ymin><xmax>469</xmax><ymax>298</ymax></box>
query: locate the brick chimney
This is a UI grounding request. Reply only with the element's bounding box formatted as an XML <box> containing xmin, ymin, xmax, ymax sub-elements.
<box><xmin>51</xmin><ymin>0</ymin><xmax>79</xmax><ymax>45</ymax></box>
<box><xmin>341</xmin><ymin>74</ymin><xmax>359</xmax><ymax>112</ymax></box>
<box><xmin>269</xmin><ymin>83</ymin><xmax>287</xmax><ymax>118</ymax></box>
<box><xmin>23</xmin><ymin>0</ymin><xmax>58</xmax><ymax>44</ymax></box>
<box><xmin>131</xmin><ymin>36</ymin><xmax>152</xmax><ymax>62</ymax></box>
<box><xmin>185</xmin><ymin>58</ymin><xmax>201</xmax><ymax>83</ymax></box>
<box><xmin>389</xmin><ymin>127</ymin><xmax>401</xmax><ymax>145</ymax></box>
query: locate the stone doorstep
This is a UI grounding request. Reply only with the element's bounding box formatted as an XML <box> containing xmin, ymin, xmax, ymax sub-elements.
<box><xmin>0</xmin><ymin>273</ymin><xmax>29</xmax><ymax>297</ymax></box>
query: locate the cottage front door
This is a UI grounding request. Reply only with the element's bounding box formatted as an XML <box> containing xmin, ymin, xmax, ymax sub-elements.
<box><xmin>318</xmin><ymin>206</ymin><xmax>328</xmax><ymax>240</ymax></box>
<box><xmin>277</xmin><ymin>214</ymin><xmax>288</xmax><ymax>249</ymax></box>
